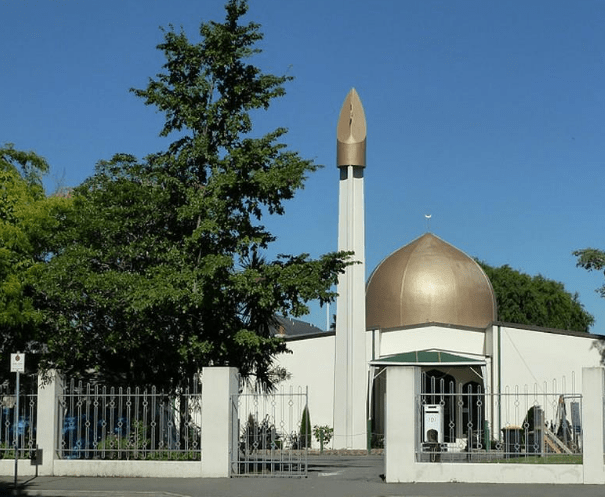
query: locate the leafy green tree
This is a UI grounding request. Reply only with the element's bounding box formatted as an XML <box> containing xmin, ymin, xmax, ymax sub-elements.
<box><xmin>574</xmin><ymin>248</ymin><xmax>605</xmax><ymax>358</ymax></box>
<box><xmin>574</xmin><ymin>248</ymin><xmax>605</xmax><ymax>299</ymax></box>
<box><xmin>34</xmin><ymin>0</ymin><xmax>349</xmax><ymax>391</ymax></box>
<box><xmin>0</xmin><ymin>144</ymin><xmax>71</xmax><ymax>366</ymax></box>
<box><xmin>477</xmin><ymin>261</ymin><xmax>593</xmax><ymax>332</ymax></box>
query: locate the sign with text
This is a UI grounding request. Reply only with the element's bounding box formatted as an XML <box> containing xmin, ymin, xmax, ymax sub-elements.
<box><xmin>10</xmin><ymin>353</ymin><xmax>25</xmax><ymax>373</ymax></box>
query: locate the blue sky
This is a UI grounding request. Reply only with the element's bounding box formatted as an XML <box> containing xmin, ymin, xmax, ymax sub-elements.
<box><xmin>2</xmin><ymin>0</ymin><xmax>604</xmax><ymax>333</ymax></box>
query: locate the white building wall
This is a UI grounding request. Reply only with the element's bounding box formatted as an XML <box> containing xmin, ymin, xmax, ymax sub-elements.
<box><xmin>378</xmin><ymin>325</ymin><xmax>487</xmax><ymax>358</ymax></box>
<box><xmin>275</xmin><ymin>334</ymin><xmax>336</xmax><ymax>443</ymax></box>
<box><xmin>499</xmin><ymin>326</ymin><xmax>602</xmax><ymax>392</ymax></box>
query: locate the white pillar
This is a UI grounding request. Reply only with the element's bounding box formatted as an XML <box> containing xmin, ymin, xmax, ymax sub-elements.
<box><xmin>582</xmin><ymin>367</ymin><xmax>605</xmax><ymax>484</ymax></box>
<box><xmin>201</xmin><ymin>367</ymin><xmax>239</xmax><ymax>478</ymax></box>
<box><xmin>385</xmin><ymin>366</ymin><xmax>420</xmax><ymax>483</ymax></box>
<box><xmin>36</xmin><ymin>370</ymin><xmax>62</xmax><ymax>475</ymax></box>
<box><xmin>333</xmin><ymin>165</ymin><xmax>367</xmax><ymax>449</ymax></box>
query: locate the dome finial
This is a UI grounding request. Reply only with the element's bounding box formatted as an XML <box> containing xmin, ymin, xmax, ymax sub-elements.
<box><xmin>424</xmin><ymin>214</ymin><xmax>432</xmax><ymax>232</ymax></box>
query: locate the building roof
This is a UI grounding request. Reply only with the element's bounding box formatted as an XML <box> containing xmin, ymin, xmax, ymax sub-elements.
<box><xmin>273</xmin><ymin>316</ymin><xmax>326</xmax><ymax>338</ymax></box>
<box><xmin>369</xmin><ymin>350</ymin><xmax>486</xmax><ymax>367</ymax></box>
<box><xmin>366</xmin><ymin>233</ymin><xmax>497</xmax><ymax>330</ymax></box>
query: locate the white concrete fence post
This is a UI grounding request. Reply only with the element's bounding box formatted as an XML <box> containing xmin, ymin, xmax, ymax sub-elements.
<box><xmin>36</xmin><ymin>370</ymin><xmax>62</xmax><ymax>475</ymax></box>
<box><xmin>200</xmin><ymin>367</ymin><xmax>239</xmax><ymax>478</ymax></box>
<box><xmin>385</xmin><ymin>366</ymin><xmax>420</xmax><ymax>483</ymax></box>
<box><xmin>582</xmin><ymin>366</ymin><xmax>605</xmax><ymax>484</ymax></box>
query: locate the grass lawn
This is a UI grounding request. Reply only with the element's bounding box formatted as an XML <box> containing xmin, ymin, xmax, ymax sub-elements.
<box><xmin>496</xmin><ymin>454</ymin><xmax>582</xmax><ymax>464</ymax></box>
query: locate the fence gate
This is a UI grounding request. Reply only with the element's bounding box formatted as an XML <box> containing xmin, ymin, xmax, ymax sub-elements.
<box><xmin>231</xmin><ymin>386</ymin><xmax>308</xmax><ymax>477</ymax></box>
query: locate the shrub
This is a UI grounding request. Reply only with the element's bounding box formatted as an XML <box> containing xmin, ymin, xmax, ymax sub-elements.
<box><xmin>299</xmin><ymin>406</ymin><xmax>312</xmax><ymax>449</ymax></box>
<box><xmin>313</xmin><ymin>425</ymin><xmax>333</xmax><ymax>452</ymax></box>
<box><xmin>241</xmin><ymin>414</ymin><xmax>280</xmax><ymax>453</ymax></box>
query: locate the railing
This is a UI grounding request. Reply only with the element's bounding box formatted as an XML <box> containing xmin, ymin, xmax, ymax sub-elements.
<box><xmin>58</xmin><ymin>378</ymin><xmax>202</xmax><ymax>460</ymax></box>
<box><xmin>418</xmin><ymin>379</ymin><xmax>583</xmax><ymax>463</ymax></box>
<box><xmin>0</xmin><ymin>379</ymin><xmax>37</xmax><ymax>460</ymax></box>
<box><xmin>232</xmin><ymin>386</ymin><xmax>308</xmax><ymax>477</ymax></box>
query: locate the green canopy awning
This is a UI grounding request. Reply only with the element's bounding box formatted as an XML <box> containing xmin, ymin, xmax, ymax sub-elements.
<box><xmin>369</xmin><ymin>350</ymin><xmax>485</xmax><ymax>367</ymax></box>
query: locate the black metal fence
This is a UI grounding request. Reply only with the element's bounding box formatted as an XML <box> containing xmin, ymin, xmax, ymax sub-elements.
<box><xmin>0</xmin><ymin>377</ymin><xmax>38</xmax><ymax>460</ymax></box>
<box><xmin>418</xmin><ymin>376</ymin><xmax>582</xmax><ymax>463</ymax></box>
<box><xmin>58</xmin><ymin>378</ymin><xmax>202</xmax><ymax>460</ymax></box>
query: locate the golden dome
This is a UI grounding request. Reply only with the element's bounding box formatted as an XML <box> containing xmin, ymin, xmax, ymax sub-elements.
<box><xmin>366</xmin><ymin>233</ymin><xmax>497</xmax><ymax>330</ymax></box>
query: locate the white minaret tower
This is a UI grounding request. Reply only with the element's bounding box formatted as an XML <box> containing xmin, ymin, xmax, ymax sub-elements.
<box><xmin>333</xmin><ymin>88</ymin><xmax>368</xmax><ymax>449</ymax></box>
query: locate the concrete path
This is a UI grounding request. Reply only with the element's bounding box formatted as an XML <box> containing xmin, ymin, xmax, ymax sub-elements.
<box><xmin>1</xmin><ymin>456</ymin><xmax>603</xmax><ymax>497</ymax></box>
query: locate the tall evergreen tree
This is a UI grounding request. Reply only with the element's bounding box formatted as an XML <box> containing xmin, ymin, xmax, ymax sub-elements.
<box><xmin>35</xmin><ymin>0</ymin><xmax>349</xmax><ymax>391</ymax></box>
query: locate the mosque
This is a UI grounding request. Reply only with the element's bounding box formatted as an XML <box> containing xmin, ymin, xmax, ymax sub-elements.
<box><xmin>274</xmin><ymin>89</ymin><xmax>602</xmax><ymax>450</ymax></box>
